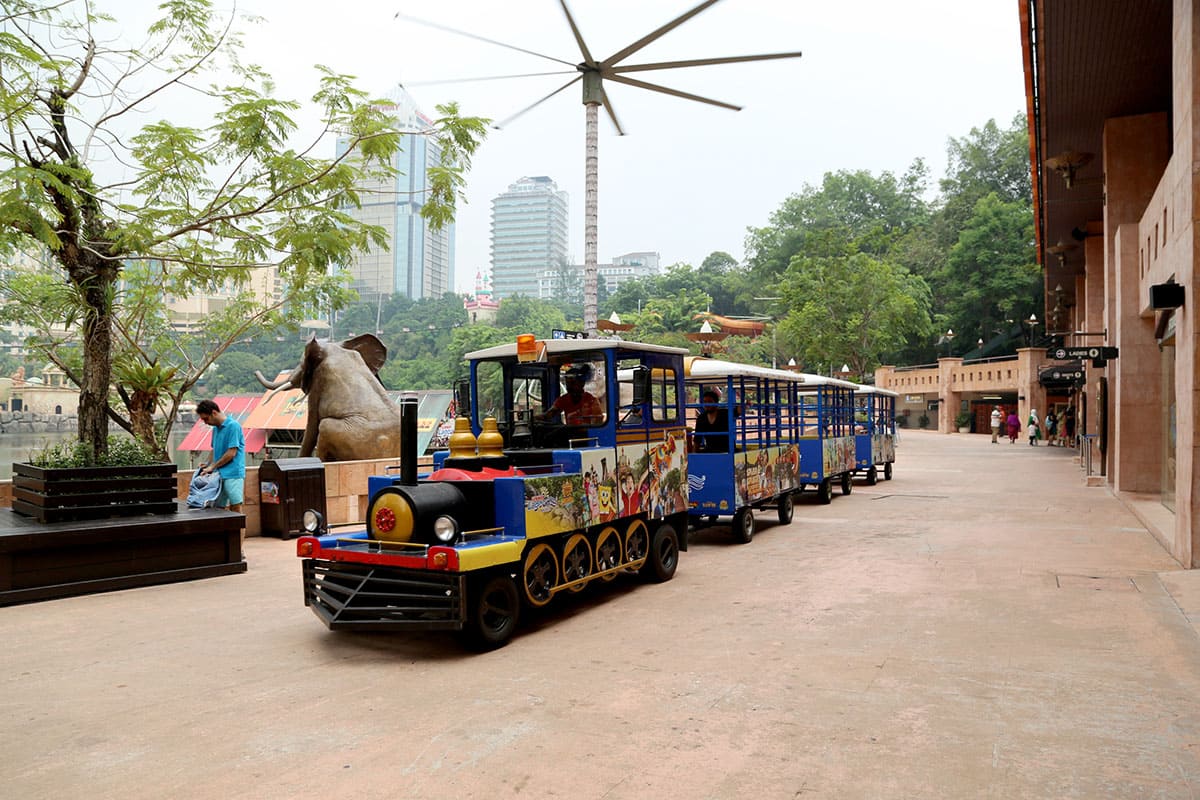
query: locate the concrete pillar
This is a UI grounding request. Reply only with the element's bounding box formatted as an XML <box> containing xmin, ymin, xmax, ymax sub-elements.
<box><xmin>1113</xmin><ymin>224</ymin><xmax>1164</xmax><ymax>493</ymax></box>
<box><xmin>1102</xmin><ymin>112</ymin><xmax>1170</xmax><ymax>487</ymax></box>
<box><xmin>937</xmin><ymin>358</ymin><xmax>962</xmax><ymax>433</ymax></box>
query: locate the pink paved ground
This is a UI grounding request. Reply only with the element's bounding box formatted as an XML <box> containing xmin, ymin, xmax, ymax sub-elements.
<box><xmin>4</xmin><ymin>430</ymin><xmax>1199</xmax><ymax>799</ymax></box>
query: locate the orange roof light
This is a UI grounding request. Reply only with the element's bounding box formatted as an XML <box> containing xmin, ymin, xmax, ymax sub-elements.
<box><xmin>516</xmin><ymin>333</ymin><xmax>537</xmax><ymax>362</ymax></box>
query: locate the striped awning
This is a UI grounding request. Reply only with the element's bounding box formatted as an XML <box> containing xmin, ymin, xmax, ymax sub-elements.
<box><xmin>177</xmin><ymin>395</ymin><xmax>268</xmax><ymax>454</ymax></box>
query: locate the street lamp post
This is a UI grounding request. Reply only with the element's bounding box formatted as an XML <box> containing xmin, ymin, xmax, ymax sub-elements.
<box><xmin>941</xmin><ymin>327</ymin><xmax>955</xmax><ymax>357</ymax></box>
<box><xmin>1024</xmin><ymin>313</ymin><xmax>1039</xmax><ymax>346</ymax></box>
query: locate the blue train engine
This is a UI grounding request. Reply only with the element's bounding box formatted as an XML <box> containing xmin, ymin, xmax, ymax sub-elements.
<box><xmin>296</xmin><ymin>336</ymin><xmax>690</xmax><ymax>649</ymax></box>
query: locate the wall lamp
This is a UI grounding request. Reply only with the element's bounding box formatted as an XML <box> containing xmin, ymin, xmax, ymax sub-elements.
<box><xmin>1045</xmin><ymin>151</ymin><xmax>1094</xmax><ymax>189</ymax></box>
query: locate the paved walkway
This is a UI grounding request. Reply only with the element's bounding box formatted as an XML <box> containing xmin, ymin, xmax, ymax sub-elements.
<box><xmin>4</xmin><ymin>430</ymin><xmax>1200</xmax><ymax>799</ymax></box>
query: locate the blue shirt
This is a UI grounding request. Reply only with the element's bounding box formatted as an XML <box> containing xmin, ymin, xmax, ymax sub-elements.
<box><xmin>211</xmin><ymin>417</ymin><xmax>246</xmax><ymax>479</ymax></box>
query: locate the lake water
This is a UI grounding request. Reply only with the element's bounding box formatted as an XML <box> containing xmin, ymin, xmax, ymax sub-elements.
<box><xmin>0</xmin><ymin>430</ymin><xmax>198</xmax><ymax>479</ymax></box>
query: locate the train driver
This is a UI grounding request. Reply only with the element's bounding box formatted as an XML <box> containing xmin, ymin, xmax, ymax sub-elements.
<box><xmin>542</xmin><ymin>363</ymin><xmax>603</xmax><ymax>425</ymax></box>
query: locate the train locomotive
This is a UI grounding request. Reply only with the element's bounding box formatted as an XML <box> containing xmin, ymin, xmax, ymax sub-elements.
<box><xmin>295</xmin><ymin>336</ymin><xmax>691</xmax><ymax>649</ymax></box>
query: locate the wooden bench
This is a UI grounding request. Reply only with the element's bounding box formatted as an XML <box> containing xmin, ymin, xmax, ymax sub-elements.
<box><xmin>0</xmin><ymin>504</ymin><xmax>246</xmax><ymax>606</ymax></box>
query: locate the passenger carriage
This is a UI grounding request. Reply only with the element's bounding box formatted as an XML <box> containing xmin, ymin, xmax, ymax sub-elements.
<box><xmin>683</xmin><ymin>357</ymin><xmax>810</xmax><ymax>543</ymax></box>
<box><xmin>295</xmin><ymin>336</ymin><xmax>690</xmax><ymax>650</ymax></box>
<box><xmin>851</xmin><ymin>385</ymin><xmax>899</xmax><ymax>484</ymax></box>
<box><xmin>794</xmin><ymin>374</ymin><xmax>859</xmax><ymax>503</ymax></box>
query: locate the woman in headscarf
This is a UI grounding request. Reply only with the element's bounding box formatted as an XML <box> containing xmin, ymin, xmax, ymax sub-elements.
<box><xmin>1027</xmin><ymin>408</ymin><xmax>1041</xmax><ymax>446</ymax></box>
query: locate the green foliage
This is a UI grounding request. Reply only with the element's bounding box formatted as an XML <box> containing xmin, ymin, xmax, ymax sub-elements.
<box><xmin>955</xmin><ymin>411</ymin><xmax>972</xmax><ymax>428</ymax></box>
<box><xmin>28</xmin><ymin>435</ymin><xmax>164</xmax><ymax>468</ymax></box>
<box><xmin>936</xmin><ymin>193</ymin><xmax>1041</xmax><ymax>345</ymax></box>
<box><xmin>495</xmin><ymin>296</ymin><xmax>567</xmax><ymax>336</ymax></box>
<box><xmin>0</xmin><ymin>0</ymin><xmax>486</xmax><ymax>459</ymax></box>
<box><xmin>776</xmin><ymin>252</ymin><xmax>932</xmax><ymax>376</ymax></box>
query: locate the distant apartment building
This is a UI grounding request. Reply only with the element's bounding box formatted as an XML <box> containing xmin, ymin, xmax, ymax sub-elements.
<box><xmin>539</xmin><ymin>251</ymin><xmax>662</xmax><ymax>299</ymax></box>
<box><xmin>599</xmin><ymin>251</ymin><xmax>661</xmax><ymax>293</ymax></box>
<box><xmin>337</xmin><ymin>86</ymin><xmax>455</xmax><ymax>301</ymax></box>
<box><xmin>491</xmin><ymin>176</ymin><xmax>568</xmax><ymax>300</ymax></box>
<box><xmin>162</xmin><ymin>263</ymin><xmax>280</xmax><ymax>333</ymax></box>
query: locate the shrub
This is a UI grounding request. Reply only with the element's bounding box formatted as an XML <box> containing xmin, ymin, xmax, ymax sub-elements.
<box><xmin>28</xmin><ymin>436</ymin><xmax>165</xmax><ymax>469</ymax></box>
<box><xmin>955</xmin><ymin>411</ymin><xmax>973</xmax><ymax>428</ymax></box>
<box><xmin>918</xmin><ymin>413</ymin><xmax>930</xmax><ymax>429</ymax></box>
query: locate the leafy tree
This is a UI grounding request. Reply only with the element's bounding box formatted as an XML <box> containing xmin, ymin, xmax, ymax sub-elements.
<box><xmin>776</xmin><ymin>252</ymin><xmax>932</xmax><ymax>377</ymax></box>
<box><xmin>935</xmin><ymin>193</ymin><xmax>1041</xmax><ymax>346</ymax></box>
<box><xmin>744</xmin><ymin>163</ymin><xmax>931</xmax><ymax>283</ymax></box>
<box><xmin>495</xmin><ymin>296</ymin><xmax>567</xmax><ymax>337</ymax></box>
<box><xmin>0</xmin><ymin>0</ymin><xmax>486</xmax><ymax>461</ymax></box>
<box><xmin>700</xmin><ymin>251</ymin><xmax>738</xmax><ymax>274</ymax></box>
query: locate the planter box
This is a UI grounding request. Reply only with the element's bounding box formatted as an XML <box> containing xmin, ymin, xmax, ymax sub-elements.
<box><xmin>11</xmin><ymin>462</ymin><xmax>178</xmax><ymax>523</ymax></box>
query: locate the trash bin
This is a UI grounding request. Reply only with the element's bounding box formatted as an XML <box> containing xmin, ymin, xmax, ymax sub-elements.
<box><xmin>258</xmin><ymin>457</ymin><xmax>326</xmax><ymax>539</ymax></box>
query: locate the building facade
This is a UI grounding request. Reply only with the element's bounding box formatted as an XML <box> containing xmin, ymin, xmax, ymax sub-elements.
<box><xmin>534</xmin><ymin>250</ymin><xmax>661</xmax><ymax>302</ymax></box>
<box><xmin>1019</xmin><ymin>1</ymin><xmax>1198</xmax><ymax>566</ymax></box>
<box><xmin>491</xmin><ymin>176</ymin><xmax>568</xmax><ymax>300</ymax></box>
<box><xmin>338</xmin><ymin>86</ymin><xmax>454</xmax><ymax>302</ymax></box>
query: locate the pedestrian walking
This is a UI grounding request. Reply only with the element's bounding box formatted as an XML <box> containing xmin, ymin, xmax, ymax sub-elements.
<box><xmin>1064</xmin><ymin>406</ymin><xmax>1076</xmax><ymax>447</ymax></box>
<box><xmin>990</xmin><ymin>405</ymin><xmax>1002</xmax><ymax>444</ymax></box>
<box><xmin>1027</xmin><ymin>408</ymin><xmax>1041</xmax><ymax>446</ymax></box>
<box><xmin>1045</xmin><ymin>410</ymin><xmax>1058</xmax><ymax>446</ymax></box>
<box><xmin>1006</xmin><ymin>411</ymin><xmax>1020</xmax><ymax>443</ymax></box>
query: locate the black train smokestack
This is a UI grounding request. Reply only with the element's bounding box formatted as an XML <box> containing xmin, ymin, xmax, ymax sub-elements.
<box><xmin>400</xmin><ymin>392</ymin><xmax>418</xmax><ymax>486</ymax></box>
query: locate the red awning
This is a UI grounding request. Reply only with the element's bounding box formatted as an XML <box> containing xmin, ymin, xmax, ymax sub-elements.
<box><xmin>177</xmin><ymin>395</ymin><xmax>267</xmax><ymax>454</ymax></box>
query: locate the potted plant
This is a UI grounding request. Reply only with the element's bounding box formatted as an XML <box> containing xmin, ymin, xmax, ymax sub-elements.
<box><xmin>918</xmin><ymin>413</ymin><xmax>930</xmax><ymax>429</ymax></box>
<box><xmin>12</xmin><ymin>436</ymin><xmax>178</xmax><ymax>523</ymax></box>
<box><xmin>955</xmin><ymin>411</ymin><xmax>973</xmax><ymax>433</ymax></box>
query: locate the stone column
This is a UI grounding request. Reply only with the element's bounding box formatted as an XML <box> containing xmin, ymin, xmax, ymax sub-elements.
<box><xmin>1102</xmin><ymin>113</ymin><xmax>1170</xmax><ymax>489</ymax></box>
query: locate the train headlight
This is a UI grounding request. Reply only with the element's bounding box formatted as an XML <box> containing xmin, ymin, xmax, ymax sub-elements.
<box><xmin>432</xmin><ymin>515</ymin><xmax>460</xmax><ymax>543</ymax></box>
<box><xmin>302</xmin><ymin>509</ymin><xmax>325</xmax><ymax>534</ymax></box>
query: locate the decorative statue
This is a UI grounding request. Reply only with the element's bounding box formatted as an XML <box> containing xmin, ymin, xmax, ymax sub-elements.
<box><xmin>254</xmin><ymin>334</ymin><xmax>402</xmax><ymax>462</ymax></box>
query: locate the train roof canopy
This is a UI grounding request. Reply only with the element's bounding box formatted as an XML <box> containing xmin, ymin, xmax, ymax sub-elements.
<box><xmin>685</xmin><ymin>357</ymin><xmax>858</xmax><ymax>388</ymax></box>
<box><xmin>851</xmin><ymin>384</ymin><xmax>900</xmax><ymax>397</ymax></box>
<box><xmin>465</xmin><ymin>338</ymin><xmax>688</xmax><ymax>361</ymax></box>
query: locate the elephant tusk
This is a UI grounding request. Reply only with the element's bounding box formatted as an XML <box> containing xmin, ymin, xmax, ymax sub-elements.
<box><xmin>254</xmin><ymin>369</ymin><xmax>291</xmax><ymax>390</ymax></box>
<box><xmin>262</xmin><ymin>382</ymin><xmax>293</xmax><ymax>403</ymax></box>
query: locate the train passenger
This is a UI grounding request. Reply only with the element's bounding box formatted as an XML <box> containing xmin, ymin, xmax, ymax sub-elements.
<box><xmin>542</xmin><ymin>363</ymin><xmax>603</xmax><ymax>424</ymax></box>
<box><xmin>694</xmin><ymin>389</ymin><xmax>729</xmax><ymax>452</ymax></box>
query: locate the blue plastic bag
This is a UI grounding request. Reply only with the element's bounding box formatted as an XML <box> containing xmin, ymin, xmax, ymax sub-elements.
<box><xmin>187</xmin><ymin>470</ymin><xmax>222</xmax><ymax>509</ymax></box>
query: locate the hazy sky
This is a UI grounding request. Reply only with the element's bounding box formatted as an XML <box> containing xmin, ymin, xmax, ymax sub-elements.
<box><xmin>118</xmin><ymin>0</ymin><xmax>1028</xmax><ymax>293</ymax></box>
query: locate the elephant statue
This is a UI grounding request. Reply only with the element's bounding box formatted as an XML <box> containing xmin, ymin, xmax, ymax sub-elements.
<box><xmin>254</xmin><ymin>334</ymin><xmax>403</xmax><ymax>462</ymax></box>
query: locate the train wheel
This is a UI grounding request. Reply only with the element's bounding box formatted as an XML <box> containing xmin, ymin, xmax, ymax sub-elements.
<box><xmin>884</xmin><ymin>462</ymin><xmax>893</xmax><ymax>481</ymax></box>
<box><xmin>561</xmin><ymin>534</ymin><xmax>593</xmax><ymax>592</ymax></box>
<box><xmin>594</xmin><ymin>526</ymin><xmax>622</xmax><ymax>582</ymax></box>
<box><xmin>866</xmin><ymin>466</ymin><xmax>878</xmax><ymax>485</ymax></box>
<box><xmin>461</xmin><ymin>574</ymin><xmax>520</xmax><ymax>651</ymax></box>
<box><xmin>642</xmin><ymin>523</ymin><xmax>680</xmax><ymax>582</ymax></box>
<box><xmin>624</xmin><ymin>519</ymin><xmax>649</xmax><ymax>569</ymax></box>
<box><xmin>817</xmin><ymin>479</ymin><xmax>832</xmax><ymax>504</ymax></box>
<box><xmin>841</xmin><ymin>473</ymin><xmax>852</xmax><ymax>495</ymax></box>
<box><xmin>522</xmin><ymin>543</ymin><xmax>558</xmax><ymax>607</ymax></box>
<box><xmin>776</xmin><ymin>492</ymin><xmax>794</xmax><ymax>525</ymax></box>
<box><xmin>733</xmin><ymin>507</ymin><xmax>755</xmax><ymax>544</ymax></box>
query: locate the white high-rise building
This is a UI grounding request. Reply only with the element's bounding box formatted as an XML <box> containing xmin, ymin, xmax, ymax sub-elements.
<box><xmin>337</xmin><ymin>86</ymin><xmax>454</xmax><ymax>301</ymax></box>
<box><xmin>490</xmin><ymin>176</ymin><xmax>568</xmax><ymax>300</ymax></box>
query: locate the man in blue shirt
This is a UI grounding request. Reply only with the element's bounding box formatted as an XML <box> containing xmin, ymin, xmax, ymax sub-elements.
<box><xmin>197</xmin><ymin>398</ymin><xmax>246</xmax><ymax>514</ymax></box>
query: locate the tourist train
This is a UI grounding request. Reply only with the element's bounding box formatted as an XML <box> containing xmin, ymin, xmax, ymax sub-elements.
<box><xmin>294</xmin><ymin>334</ymin><xmax>895</xmax><ymax>649</ymax></box>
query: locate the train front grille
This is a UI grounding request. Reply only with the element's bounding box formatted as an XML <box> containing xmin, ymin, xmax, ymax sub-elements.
<box><xmin>302</xmin><ymin>559</ymin><xmax>466</xmax><ymax>631</ymax></box>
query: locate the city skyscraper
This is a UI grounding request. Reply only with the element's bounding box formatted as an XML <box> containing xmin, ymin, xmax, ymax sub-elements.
<box><xmin>337</xmin><ymin>86</ymin><xmax>454</xmax><ymax>302</ymax></box>
<box><xmin>490</xmin><ymin>176</ymin><xmax>568</xmax><ymax>300</ymax></box>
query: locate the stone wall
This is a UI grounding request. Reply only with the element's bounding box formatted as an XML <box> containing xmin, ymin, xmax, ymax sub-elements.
<box><xmin>0</xmin><ymin>411</ymin><xmax>78</xmax><ymax>435</ymax></box>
